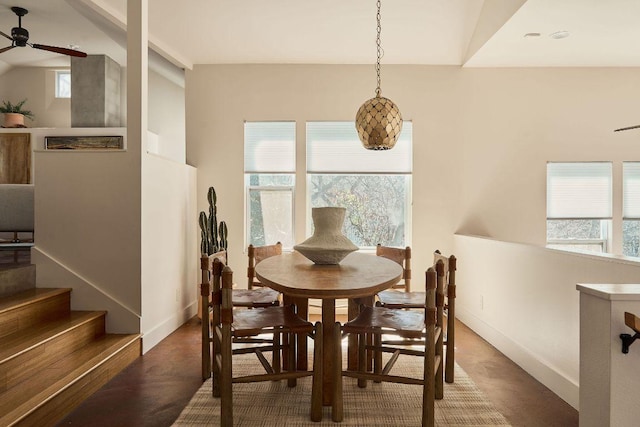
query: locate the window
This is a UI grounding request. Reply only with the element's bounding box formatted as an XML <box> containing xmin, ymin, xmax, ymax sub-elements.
<box><xmin>623</xmin><ymin>162</ymin><xmax>640</xmax><ymax>257</ymax></box>
<box><xmin>546</xmin><ymin>162</ymin><xmax>612</xmax><ymax>253</ymax></box>
<box><xmin>244</xmin><ymin>122</ymin><xmax>295</xmax><ymax>248</ymax></box>
<box><xmin>55</xmin><ymin>70</ymin><xmax>71</xmax><ymax>98</ymax></box>
<box><xmin>306</xmin><ymin>121</ymin><xmax>412</xmax><ymax>248</ymax></box>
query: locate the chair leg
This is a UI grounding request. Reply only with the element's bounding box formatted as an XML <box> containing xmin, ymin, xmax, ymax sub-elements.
<box><xmin>445</xmin><ymin>299</ymin><xmax>456</xmax><ymax>383</ymax></box>
<box><xmin>373</xmin><ymin>328</ymin><xmax>382</xmax><ymax>383</ymax></box>
<box><xmin>220</xmin><ymin>324</ymin><xmax>233</xmax><ymax>427</ymax></box>
<box><xmin>287</xmin><ymin>331</ymin><xmax>297</xmax><ymax>388</ymax></box>
<box><xmin>212</xmin><ymin>329</ymin><xmax>221</xmax><ymax>398</ymax></box>
<box><xmin>423</xmin><ymin>330</ymin><xmax>435</xmax><ymax>427</ymax></box>
<box><xmin>273</xmin><ymin>327</ymin><xmax>281</xmax><ymax>375</ymax></box>
<box><xmin>357</xmin><ymin>332</ymin><xmax>367</xmax><ymax>388</ymax></box>
<box><xmin>435</xmin><ymin>328</ymin><xmax>444</xmax><ymax>400</ymax></box>
<box><xmin>366</xmin><ymin>332</ymin><xmax>373</xmax><ymax>372</ymax></box>
<box><xmin>332</xmin><ymin>322</ymin><xmax>344</xmax><ymax>422</ymax></box>
<box><xmin>311</xmin><ymin>322</ymin><xmax>323</xmax><ymax>422</ymax></box>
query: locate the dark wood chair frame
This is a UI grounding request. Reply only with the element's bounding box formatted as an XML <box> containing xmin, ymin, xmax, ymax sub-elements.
<box><xmin>333</xmin><ymin>266</ymin><xmax>443</xmax><ymax>426</ymax></box>
<box><xmin>212</xmin><ymin>260</ymin><xmax>323</xmax><ymax>426</ymax></box>
<box><xmin>376</xmin><ymin>250</ymin><xmax>457</xmax><ymax>383</ymax></box>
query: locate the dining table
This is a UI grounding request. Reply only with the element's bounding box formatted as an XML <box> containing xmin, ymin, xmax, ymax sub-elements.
<box><xmin>255</xmin><ymin>251</ymin><xmax>403</xmax><ymax>407</ymax></box>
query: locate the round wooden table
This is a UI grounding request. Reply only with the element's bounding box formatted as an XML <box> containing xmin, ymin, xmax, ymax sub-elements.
<box><xmin>255</xmin><ymin>251</ymin><xmax>403</xmax><ymax>407</ymax></box>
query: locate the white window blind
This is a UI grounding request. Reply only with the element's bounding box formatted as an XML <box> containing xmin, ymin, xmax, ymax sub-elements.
<box><xmin>624</xmin><ymin>162</ymin><xmax>640</xmax><ymax>219</ymax></box>
<box><xmin>547</xmin><ymin>162</ymin><xmax>612</xmax><ymax>219</ymax></box>
<box><xmin>244</xmin><ymin>121</ymin><xmax>295</xmax><ymax>173</ymax></box>
<box><xmin>306</xmin><ymin>121</ymin><xmax>412</xmax><ymax>173</ymax></box>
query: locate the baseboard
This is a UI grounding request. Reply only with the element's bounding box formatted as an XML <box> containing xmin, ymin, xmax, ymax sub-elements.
<box><xmin>457</xmin><ymin>305</ymin><xmax>579</xmax><ymax>409</ymax></box>
<box><xmin>141</xmin><ymin>301</ymin><xmax>198</xmax><ymax>353</ymax></box>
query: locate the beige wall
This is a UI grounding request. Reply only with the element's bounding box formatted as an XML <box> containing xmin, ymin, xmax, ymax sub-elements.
<box><xmin>186</xmin><ymin>64</ymin><xmax>463</xmax><ymax>273</ymax></box>
<box><xmin>0</xmin><ymin>67</ymin><xmax>71</xmax><ymax>128</ymax></box>
<box><xmin>185</xmin><ymin>64</ymin><xmax>640</xmax><ymax>273</ymax></box>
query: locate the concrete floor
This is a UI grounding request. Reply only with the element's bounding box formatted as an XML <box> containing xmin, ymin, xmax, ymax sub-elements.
<box><xmin>57</xmin><ymin>316</ymin><xmax>578</xmax><ymax>427</ymax></box>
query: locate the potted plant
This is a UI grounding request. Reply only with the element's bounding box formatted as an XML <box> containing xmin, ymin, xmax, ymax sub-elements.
<box><xmin>0</xmin><ymin>99</ymin><xmax>34</xmax><ymax>128</ymax></box>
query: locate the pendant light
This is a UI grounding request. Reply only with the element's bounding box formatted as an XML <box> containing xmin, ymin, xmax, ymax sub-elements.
<box><xmin>355</xmin><ymin>0</ymin><xmax>403</xmax><ymax>151</ymax></box>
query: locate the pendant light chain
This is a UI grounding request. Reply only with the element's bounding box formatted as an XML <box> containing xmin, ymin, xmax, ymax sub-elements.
<box><xmin>355</xmin><ymin>0</ymin><xmax>402</xmax><ymax>150</ymax></box>
<box><xmin>375</xmin><ymin>0</ymin><xmax>382</xmax><ymax>97</ymax></box>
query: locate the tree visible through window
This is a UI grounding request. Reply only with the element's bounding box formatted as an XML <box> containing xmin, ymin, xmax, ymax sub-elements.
<box><xmin>309</xmin><ymin>175</ymin><xmax>407</xmax><ymax>247</ymax></box>
<box><xmin>307</xmin><ymin>121</ymin><xmax>412</xmax><ymax>248</ymax></box>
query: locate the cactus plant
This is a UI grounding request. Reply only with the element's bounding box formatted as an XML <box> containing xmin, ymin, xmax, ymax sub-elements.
<box><xmin>199</xmin><ymin>186</ymin><xmax>229</xmax><ymax>257</ymax></box>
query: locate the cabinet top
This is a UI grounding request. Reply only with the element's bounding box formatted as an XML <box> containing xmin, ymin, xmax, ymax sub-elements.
<box><xmin>577</xmin><ymin>283</ymin><xmax>640</xmax><ymax>300</ymax></box>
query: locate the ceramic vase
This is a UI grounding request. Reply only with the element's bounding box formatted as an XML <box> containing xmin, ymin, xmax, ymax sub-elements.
<box><xmin>294</xmin><ymin>207</ymin><xmax>358</xmax><ymax>264</ymax></box>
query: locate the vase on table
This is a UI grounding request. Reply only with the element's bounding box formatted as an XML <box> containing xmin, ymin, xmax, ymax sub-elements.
<box><xmin>294</xmin><ymin>207</ymin><xmax>358</xmax><ymax>265</ymax></box>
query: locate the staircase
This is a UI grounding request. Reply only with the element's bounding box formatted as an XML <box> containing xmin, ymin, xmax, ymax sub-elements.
<box><xmin>0</xmin><ymin>264</ymin><xmax>141</xmax><ymax>426</ymax></box>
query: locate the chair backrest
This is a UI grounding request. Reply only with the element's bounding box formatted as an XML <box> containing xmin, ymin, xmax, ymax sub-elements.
<box><xmin>433</xmin><ymin>250</ymin><xmax>456</xmax><ymax>293</ymax></box>
<box><xmin>217</xmin><ymin>259</ymin><xmax>233</xmax><ymax>324</ymax></box>
<box><xmin>424</xmin><ymin>266</ymin><xmax>437</xmax><ymax>329</ymax></box>
<box><xmin>376</xmin><ymin>244</ymin><xmax>411</xmax><ymax>292</ymax></box>
<box><xmin>247</xmin><ymin>242</ymin><xmax>282</xmax><ymax>289</ymax></box>
<box><xmin>201</xmin><ymin>250</ymin><xmax>228</xmax><ymax>292</ymax></box>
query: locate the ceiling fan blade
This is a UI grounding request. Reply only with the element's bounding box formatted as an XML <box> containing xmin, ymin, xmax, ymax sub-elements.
<box><xmin>31</xmin><ymin>43</ymin><xmax>87</xmax><ymax>57</ymax></box>
<box><xmin>0</xmin><ymin>45</ymin><xmax>15</xmax><ymax>54</ymax></box>
<box><xmin>0</xmin><ymin>30</ymin><xmax>12</xmax><ymax>42</ymax></box>
<box><xmin>614</xmin><ymin>125</ymin><xmax>640</xmax><ymax>132</ymax></box>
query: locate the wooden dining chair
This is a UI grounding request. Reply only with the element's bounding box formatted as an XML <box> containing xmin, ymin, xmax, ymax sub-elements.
<box><xmin>212</xmin><ymin>260</ymin><xmax>323</xmax><ymax>426</ymax></box>
<box><xmin>333</xmin><ymin>267</ymin><xmax>443</xmax><ymax>426</ymax></box>
<box><xmin>376</xmin><ymin>244</ymin><xmax>411</xmax><ymax>291</ymax></box>
<box><xmin>376</xmin><ymin>250</ymin><xmax>457</xmax><ymax>383</ymax></box>
<box><xmin>198</xmin><ymin>248</ymin><xmax>280</xmax><ymax>318</ymax></box>
<box><xmin>247</xmin><ymin>242</ymin><xmax>283</xmax><ymax>289</ymax></box>
<box><xmin>200</xmin><ymin>250</ymin><xmax>282</xmax><ymax>380</ymax></box>
<box><xmin>345</xmin><ymin>244</ymin><xmax>411</xmax><ymax>371</ymax></box>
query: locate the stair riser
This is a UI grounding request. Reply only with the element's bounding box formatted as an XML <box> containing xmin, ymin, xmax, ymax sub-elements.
<box><xmin>10</xmin><ymin>338</ymin><xmax>141</xmax><ymax>427</ymax></box>
<box><xmin>0</xmin><ymin>266</ymin><xmax>35</xmax><ymax>298</ymax></box>
<box><xmin>0</xmin><ymin>292</ymin><xmax>70</xmax><ymax>339</ymax></box>
<box><xmin>0</xmin><ymin>315</ymin><xmax>106</xmax><ymax>392</ymax></box>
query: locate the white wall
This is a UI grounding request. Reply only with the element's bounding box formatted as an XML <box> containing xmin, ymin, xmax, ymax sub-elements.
<box><xmin>185</xmin><ymin>65</ymin><xmax>640</xmax><ymax>274</ymax></box>
<box><xmin>141</xmin><ymin>152</ymin><xmax>197</xmax><ymax>352</ymax></box>
<box><xmin>32</xmin><ymin>128</ymin><xmax>141</xmax><ymax>333</ymax></box>
<box><xmin>147</xmin><ymin>69</ymin><xmax>186</xmax><ymax>163</ymax></box>
<box><xmin>453</xmin><ymin>234</ymin><xmax>640</xmax><ymax>409</ymax></box>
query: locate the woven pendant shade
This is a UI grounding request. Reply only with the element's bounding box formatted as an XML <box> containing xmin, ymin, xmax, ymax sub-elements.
<box><xmin>356</xmin><ymin>94</ymin><xmax>403</xmax><ymax>150</ymax></box>
<box><xmin>355</xmin><ymin>0</ymin><xmax>402</xmax><ymax>150</ymax></box>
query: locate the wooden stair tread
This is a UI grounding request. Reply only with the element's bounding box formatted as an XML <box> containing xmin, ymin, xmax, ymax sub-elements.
<box><xmin>0</xmin><ymin>333</ymin><xmax>140</xmax><ymax>425</ymax></box>
<box><xmin>0</xmin><ymin>288</ymin><xmax>71</xmax><ymax>314</ymax></box>
<box><xmin>0</xmin><ymin>311</ymin><xmax>106</xmax><ymax>363</ymax></box>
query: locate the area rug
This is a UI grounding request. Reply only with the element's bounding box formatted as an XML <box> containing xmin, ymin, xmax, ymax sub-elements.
<box><xmin>173</xmin><ymin>352</ymin><xmax>511</xmax><ymax>426</ymax></box>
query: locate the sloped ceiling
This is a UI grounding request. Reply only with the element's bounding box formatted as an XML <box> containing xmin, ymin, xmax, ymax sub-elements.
<box><xmin>0</xmin><ymin>0</ymin><xmax>638</xmax><ymax>71</ymax></box>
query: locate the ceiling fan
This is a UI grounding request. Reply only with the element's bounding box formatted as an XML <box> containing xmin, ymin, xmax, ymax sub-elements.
<box><xmin>615</xmin><ymin>124</ymin><xmax>640</xmax><ymax>132</ymax></box>
<box><xmin>0</xmin><ymin>6</ymin><xmax>87</xmax><ymax>57</ymax></box>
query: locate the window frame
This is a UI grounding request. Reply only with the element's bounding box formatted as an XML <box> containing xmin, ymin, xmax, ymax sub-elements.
<box><xmin>55</xmin><ymin>70</ymin><xmax>71</xmax><ymax>99</ymax></box>
<box><xmin>245</xmin><ymin>178</ymin><xmax>295</xmax><ymax>249</ymax></box>
<box><xmin>243</xmin><ymin>121</ymin><xmax>296</xmax><ymax>249</ymax></box>
<box><xmin>546</xmin><ymin>161</ymin><xmax>613</xmax><ymax>254</ymax></box>
<box><xmin>305</xmin><ymin>121</ymin><xmax>413</xmax><ymax>250</ymax></box>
